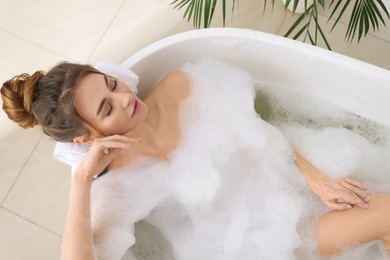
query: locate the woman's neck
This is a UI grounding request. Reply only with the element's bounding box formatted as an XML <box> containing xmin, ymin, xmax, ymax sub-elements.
<box><xmin>108</xmin><ymin>70</ymin><xmax>191</xmax><ymax>170</ymax></box>
<box><xmin>118</xmin><ymin>97</ymin><xmax>174</xmax><ymax>160</ymax></box>
<box><xmin>129</xmin><ymin>120</ymin><xmax>166</xmax><ymax>156</ymax></box>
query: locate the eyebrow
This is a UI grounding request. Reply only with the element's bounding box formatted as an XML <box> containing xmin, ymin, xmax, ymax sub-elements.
<box><xmin>96</xmin><ymin>75</ymin><xmax>109</xmax><ymax>116</ymax></box>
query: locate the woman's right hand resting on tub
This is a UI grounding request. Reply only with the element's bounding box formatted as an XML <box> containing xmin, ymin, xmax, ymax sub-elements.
<box><xmin>294</xmin><ymin>152</ymin><xmax>370</xmax><ymax>211</ymax></box>
<box><xmin>61</xmin><ymin>135</ymin><xmax>138</xmax><ymax>260</ymax></box>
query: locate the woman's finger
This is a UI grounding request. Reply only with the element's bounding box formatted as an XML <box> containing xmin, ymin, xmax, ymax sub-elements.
<box><xmin>95</xmin><ymin>135</ymin><xmax>138</xmax><ymax>145</ymax></box>
<box><xmin>334</xmin><ymin>192</ymin><xmax>368</xmax><ymax>207</ymax></box>
<box><xmin>332</xmin><ymin>190</ymin><xmax>364</xmax><ymax>205</ymax></box>
<box><xmin>327</xmin><ymin>201</ymin><xmax>352</xmax><ymax>211</ymax></box>
<box><xmin>341</xmin><ymin>181</ymin><xmax>370</xmax><ymax>203</ymax></box>
<box><xmin>80</xmin><ymin>135</ymin><xmax>139</xmax><ymax>176</ymax></box>
<box><xmin>343</xmin><ymin>178</ymin><xmax>368</xmax><ymax>191</ymax></box>
<box><xmin>93</xmin><ymin>136</ymin><xmax>139</xmax><ymax>151</ymax></box>
<box><xmin>339</xmin><ymin>178</ymin><xmax>370</xmax><ymax>202</ymax></box>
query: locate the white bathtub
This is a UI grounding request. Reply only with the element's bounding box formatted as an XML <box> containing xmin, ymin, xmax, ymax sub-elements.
<box><xmin>121</xmin><ymin>28</ymin><xmax>390</xmax><ymax>259</ymax></box>
<box><xmin>123</xmin><ymin>28</ymin><xmax>390</xmax><ymax>128</ymax></box>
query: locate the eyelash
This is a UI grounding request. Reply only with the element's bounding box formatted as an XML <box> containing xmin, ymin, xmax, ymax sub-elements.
<box><xmin>106</xmin><ymin>78</ymin><xmax>117</xmax><ymax>116</ymax></box>
<box><xmin>112</xmin><ymin>78</ymin><xmax>117</xmax><ymax>90</ymax></box>
<box><xmin>106</xmin><ymin>104</ymin><xmax>112</xmax><ymax>116</ymax></box>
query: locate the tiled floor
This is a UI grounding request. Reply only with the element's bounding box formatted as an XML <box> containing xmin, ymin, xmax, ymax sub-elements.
<box><xmin>0</xmin><ymin>0</ymin><xmax>389</xmax><ymax>259</ymax></box>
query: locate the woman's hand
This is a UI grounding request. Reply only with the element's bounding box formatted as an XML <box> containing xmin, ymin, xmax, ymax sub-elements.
<box><xmin>294</xmin><ymin>151</ymin><xmax>370</xmax><ymax>210</ymax></box>
<box><xmin>76</xmin><ymin>135</ymin><xmax>138</xmax><ymax>180</ymax></box>
<box><xmin>307</xmin><ymin>174</ymin><xmax>370</xmax><ymax>210</ymax></box>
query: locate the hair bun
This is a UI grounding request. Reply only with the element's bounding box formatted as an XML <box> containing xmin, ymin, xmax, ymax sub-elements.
<box><xmin>1</xmin><ymin>71</ymin><xmax>44</xmax><ymax>128</ymax></box>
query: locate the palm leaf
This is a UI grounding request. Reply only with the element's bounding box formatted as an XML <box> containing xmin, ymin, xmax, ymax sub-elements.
<box><xmin>293</xmin><ymin>0</ymin><xmax>300</xmax><ymax>13</ymax></box>
<box><xmin>329</xmin><ymin>0</ymin><xmax>390</xmax><ymax>43</ymax></box>
<box><xmin>316</xmin><ymin>19</ymin><xmax>332</xmax><ymax>50</ymax></box>
<box><xmin>328</xmin><ymin>0</ymin><xmax>351</xmax><ymax>31</ymax></box>
<box><xmin>308</xmin><ymin>31</ymin><xmax>315</xmax><ymax>45</ymax></box>
<box><xmin>377</xmin><ymin>0</ymin><xmax>390</xmax><ymax>18</ymax></box>
<box><xmin>263</xmin><ymin>0</ymin><xmax>276</xmax><ymax>14</ymax></box>
<box><xmin>222</xmin><ymin>0</ymin><xmax>227</xmax><ymax>26</ymax></box>
<box><xmin>365</xmin><ymin>1</ymin><xmax>379</xmax><ymax>31</ymax></box>
<box><xmin>370</xmin><ymin>0</ymin><xmax>388</xmax><ymax>25</ymax></box>
<box><xmin>171</xmin><ymin>0</ymin><xmax>228</xmax><ymax>28</ymax></box>
<box><xmin>171</xmin><ymin>0</ymin><xmax>191</xmax><ymax>9</ymax></box>
<box><xmin>346</xmin><ymin>0</ymin><xmax>362</xmax><ymax>42</ymax></box>
<box><xmin>284</xmin><ymin>2</ymin><xmax>332</xmax><ymax>50</ymax></box>
<box><xmin>313</xmin><ymin>1</ymin><xmax>319</xmax><ymax>44</ymax></box>
<box><xmin>171</xmin><ymin>0</ymin><xmax>389</xmax><ymax>48</ymax></box>
<box><xmin>284</xmin><ymin>0</ymin><xmax>291</xmax><ymax>10</ymax></box>
<box><xmin>293</xmin><ymin>22</ymin><xmax>310</xmax><ymax>40</ymax></box>
<box><xmin>285</xmin><ymin>5</ymin><xmax>312</xmax><ymax>37</ymax></box>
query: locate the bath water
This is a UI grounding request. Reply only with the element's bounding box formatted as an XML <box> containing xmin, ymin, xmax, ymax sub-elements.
<box><xmin>254</xmin><ymin>82</ymin><xmax>390</xmax><ymax>146</ymax></box>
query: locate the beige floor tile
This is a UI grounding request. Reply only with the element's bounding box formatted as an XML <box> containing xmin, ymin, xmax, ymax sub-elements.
<box><xmin>203</xmin><ymin>0</ymin><xmax>287</xmax><ymax>34</ymax></box>
<box><xmin>0</xmin><ymin>25</ymin><xmax>70</xmax><ymax>227</ymax></box>
<box><xmin>3</xmin><ymin>136</ymin><xmax>71</xmax><ymax>236</ymax></box>
<box><xmin>0</xmin><ymin>30</ymin><xmax>66</xmax><ymax>82</ymax></box>
<box><xmin>0</xmin><ymin>0</ymin><xmax>124</xmax><ymax>62</ymax></box>
<box><xmin>89</xmin><ymin>0</ymin><xmax>287</xmax><ymax>64</ymax></box>
<box><xmin>0</xmin><ymin>208</ymin><xmax>61</xmax><ymax>260</ymax></box>
<box><xmin>329</xmin><ymin>33</ymin><xmax>390</xmax><ymax>71</ymax></box>
<box><xmin>89</xmin><ymin>0</ymin><xmax>193</xmax><ymax>63</ymax></box>
<box><xmin>0</xmin><ymin>120</ymin><xmax>42</xmax><ymax>203</ymax></box>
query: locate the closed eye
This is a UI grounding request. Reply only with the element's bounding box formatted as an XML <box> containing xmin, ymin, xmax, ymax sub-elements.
<box><xmin>97</xmin><ymin>75</ymin><xmax>116</xmax><ymax>117</ymax></box>
<box><xmin>106</xmin><ymin>103</ymin><xmax>112</xmax><ymax>116</ymax></box>
<box><xmin>106</xmin><ymin>79</ymin><xmax>117</xmax><ymax>116</ymax></box>
<box><xmin>111</xmin><ymin>78</ymin><xmax>117</xmax><ymax>91</ymax></box>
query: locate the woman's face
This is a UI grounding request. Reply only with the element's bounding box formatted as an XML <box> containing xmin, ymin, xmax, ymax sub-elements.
<box><xmin>74</xmin><ymin>72</ymin><xmax>148</xmax><ymax>138</ymax></box>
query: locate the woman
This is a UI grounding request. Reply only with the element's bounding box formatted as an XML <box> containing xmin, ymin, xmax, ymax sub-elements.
<box><xmin>1</xmin><ymin>60</ymin><xmax>389</xmax><ymax>260</ymax></box>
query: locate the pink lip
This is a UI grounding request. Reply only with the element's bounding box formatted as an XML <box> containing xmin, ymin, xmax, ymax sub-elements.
<box><xmin>131</xmin><ymin>99</ymin><xmax>138</xmax><ymax>117</ymax></box>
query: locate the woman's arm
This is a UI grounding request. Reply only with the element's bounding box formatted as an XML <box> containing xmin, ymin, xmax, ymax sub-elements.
<box><xmin>62</xmin><ymin>168</ymin><xmax>95</xmax><ymax>260</ymax></box>
<box><xmin>61</xmin><ymin>135</ymin><xmax>137</xmax><ymax>260</ymax></box>
<box><xmin>294</xmin><ymin>151</ymin><xmax>370</xmax><ymax>210</ymax></box>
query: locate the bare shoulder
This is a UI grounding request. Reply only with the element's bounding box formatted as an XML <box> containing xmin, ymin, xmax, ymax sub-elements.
<box><xmin>162</xmin><ymin>70</ymin><xmax>191</xmax><ymax>84</ymax></box>
<box><xmin>156</xmin><ymin>70</ymin><xmax>192</xmax><ymax>101</ymax></box>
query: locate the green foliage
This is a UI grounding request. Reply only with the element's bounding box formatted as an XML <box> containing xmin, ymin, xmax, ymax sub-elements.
<box><xmin>170</xmin><ymin>0</ymin><xmax>390</xmax><ymax>50</ymax></box>
<box><xmin>171</xmin><ymin>0</ymin><xmax>235</xmax><ymax>28</ymax></box>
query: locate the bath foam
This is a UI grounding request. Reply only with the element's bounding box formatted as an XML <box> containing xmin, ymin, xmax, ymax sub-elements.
<box><xmin>255</xmin><ymin>82</ymin><xmax>390</xmax><ymax>191</ymax></box>
<box><xmin>90</xmin><ymin>59</ymin><xmax>389</xmax><ymax>260</ymax></box>
<box><xmin>255</xmin><ymin>79</ymin><xmax>390</xmax><ymax>259</ymax></box>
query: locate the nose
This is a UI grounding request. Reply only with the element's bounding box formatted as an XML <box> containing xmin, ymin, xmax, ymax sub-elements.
<box><xmin>119</xmin><ymin>92</ymin><xmax>131</xmax><ymax>108</ymax></box>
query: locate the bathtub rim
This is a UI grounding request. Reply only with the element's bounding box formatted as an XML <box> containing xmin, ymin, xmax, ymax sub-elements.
<box><xmin>121</xmin><ymin>28</ymin><xmax>390</xmax><ymax>128</ymax></box>
<box><xmin>122</xmin><ymin>28</ymin><xmax>390</xmax><ymax>76</ymax></box>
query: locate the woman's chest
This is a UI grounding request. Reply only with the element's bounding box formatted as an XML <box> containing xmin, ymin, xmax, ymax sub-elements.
<box><xmin>155</xmin><ymin>102</ymin><xmax>183</xmax><ymax>154</ymax></box>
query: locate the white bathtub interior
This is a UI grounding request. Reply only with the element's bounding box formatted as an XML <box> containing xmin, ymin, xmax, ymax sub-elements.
<box><xmin>121</xmin><ymin>28</ymin><xmax>390</xmax><ymax>259</ymax></box>
<box><xmin>123</xmin><ymin>28</ymin><xmax>390</xmax><ymax>128</ymax></box>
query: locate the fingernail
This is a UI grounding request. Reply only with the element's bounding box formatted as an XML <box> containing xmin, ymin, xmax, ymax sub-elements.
<box><xmin>346</xmin><ymin>204</ymin><xmax>352</xmax><ymax>209</ymax></box>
